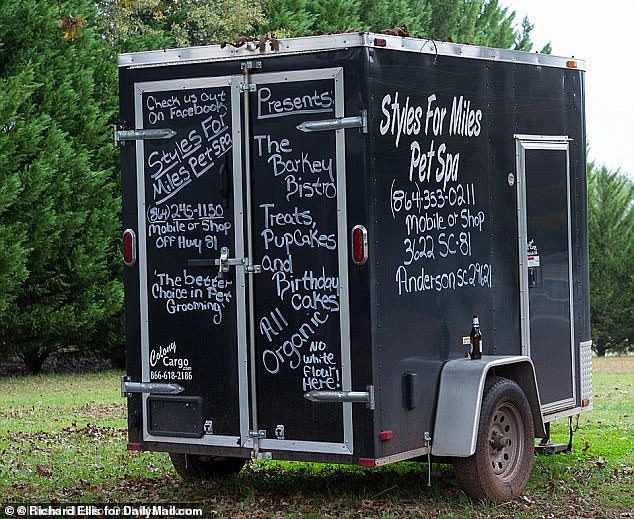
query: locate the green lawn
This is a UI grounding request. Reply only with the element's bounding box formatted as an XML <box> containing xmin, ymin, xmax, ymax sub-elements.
<box><xmin>0</xmin><ymin>359</ymin><xmax>631</xmax><ymax>518</ymax></box>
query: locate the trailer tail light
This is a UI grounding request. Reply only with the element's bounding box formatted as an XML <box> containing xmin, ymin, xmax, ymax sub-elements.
<box><xmin>379</xmin><ymin>430</ymin><xmax>393</xmax><ymax>441</ymax></box>
<box><xmin>123</xmin><ymin>229</ymin><xmax>137</xmax><ymax>267</ymax></box>
<box><xmin>358</xmin><ymin>458</ymin><xmax>376</xmax><ymax>467</ymax></box>
<box><xmin>127</xmin><ymin>442</ymin><xmax>142</xmax><ymax>453</ymax></box>
<box><xmin>351</xmin><ymin>225</ymin><xmax>368</xmax><ymax>265</ymax></box>
<box><xmin>374</xmin><ymin>38</ymin><xmax>387</xmax><ymax>47</ymax></box>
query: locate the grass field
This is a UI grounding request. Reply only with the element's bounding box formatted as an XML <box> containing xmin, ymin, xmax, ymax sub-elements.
<box><xmin>0</xmin><ymin>358</ymin><xmax>631</xmax><ymax>518</ymax></box>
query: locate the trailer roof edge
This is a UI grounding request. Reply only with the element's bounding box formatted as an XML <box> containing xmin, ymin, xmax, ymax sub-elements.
<box><xmin>117</xmin><ymin>32</ymin><xmax>586</xmax><ymax>71</ymax></box>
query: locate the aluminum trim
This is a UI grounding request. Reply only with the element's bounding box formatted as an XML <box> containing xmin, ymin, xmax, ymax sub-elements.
<box><xmin>580</xmin><ymin>340</ymin><xmax>593</xmax><ymax>402</ymax></box>
<box><xmin>515</xmin><ymin>140</ymin><xmax>530</xmax><ymax>356</ymax></box>
<box><xmin>230</xmin><ymin>77</ymin><xmax>252</xmax><ymax>449</ymax></box>
<box><xmin>259</xmin><ymin>438</ymin><xmax>353</xmax><ymax>455</ymax></box>
<box><xmin>373</xmin><ymin>446</ymin><xmax>430</xmax><ymax>467</ymax></box>
<box><xmin>513</xmin><ymin>134</ymin><xmax>571</xmax><ymax>142</ymax></box>
<box><xmin>142</xmin><ymin>433</ymin><xmax>242</xmax><ymax>447</ymax></box>
<box><xmin>543</xmin><ymin>404</ymin><xmax>592</xmax><ymax>423</ymax></box>
<box><xmin>134</xmin><ymin>76</ymin><xmax>248</xmax><ymax>447</ymax></box>
<box><xmin>541</xmin><ymin>397</ymin><xmax>576</xmax><ymax>414</ymax></box>
<box><xmin>118</xmin><ymin>32</ymin><xmax>586</xmax><ymax>71</ymax></box>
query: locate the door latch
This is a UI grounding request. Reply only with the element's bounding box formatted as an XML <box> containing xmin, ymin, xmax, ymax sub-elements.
<box><xmin>217</xmin><ymin>246</ymin><xmax>230</xmax><ymax>277</ymax></box>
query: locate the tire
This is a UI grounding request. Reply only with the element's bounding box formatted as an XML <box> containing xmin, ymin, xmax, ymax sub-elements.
<box><xmin>453</xmin><ymin>376</ymin><xmax>534</xmax><ymax>503</ymax></box>
<box><xmin>169</xmin><ymin>453</ymin><xmax>245</xmax><ymax>481</ymax></box>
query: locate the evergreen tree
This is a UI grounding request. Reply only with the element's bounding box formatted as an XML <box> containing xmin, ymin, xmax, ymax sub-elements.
<box><xmin>307</xmin><ymin>0</ymin><xmax>363</xmax><ymax>33</ymax></box>
<box><xmin>258</xmin><ymin>0</ymin><xmax>314</xmax><ymax>37</ymax></box>
<box><xmin>587</xmin><ymin>162</ymin><xmax>634</xmax><ymax>356</ymax></box>
<box><xmin>97</xmin><ymin>0</ymin><xmax>265</xmax><ymax>51</ymax></box>
<box><xmin>0</xmin><ymin>0</ymin><xmax>122</xmax><ymax>373</ymax></box>
<box><xmin>261</xmin><ymin>0</ymin><xmax>535</xmax><ymax>51</ymax></box>
<box><xmin>0</xmin><ymin>68</ymin><xmax>33</xmax><ymax>316</ymax></box>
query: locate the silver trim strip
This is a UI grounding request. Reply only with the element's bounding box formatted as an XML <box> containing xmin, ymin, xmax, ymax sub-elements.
<box><xmin>543</xmin><ymin>404</ymin><xmax>592</xmax><ymax>423</ymax></box>
<box><xmin>541</xmin><ymin>397</ymin><xmax>576</xmax><ymax>414</ymax></box>
<box><xmin>118</xmin><ymin>32</ymin><xmax>585</xmax><ymax>71</ymax></box>
<box><xmin>373</xmin><ymin>446</ymin><xmax>430</xmax><ymax>467</ymax></box>
<box><xmin>231</xmin><ymin>77</ymin><xmax>253</xmax><ymax>450</ymax></box>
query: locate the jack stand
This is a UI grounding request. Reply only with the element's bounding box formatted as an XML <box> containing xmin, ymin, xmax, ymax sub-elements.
<box><xmin>535</xmin><ymin>417</ymin><xmax>573</xmax><ymax>455</ymax></box>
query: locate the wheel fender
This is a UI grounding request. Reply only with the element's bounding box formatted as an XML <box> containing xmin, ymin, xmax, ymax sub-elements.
<box><xmin>431</xmin><ymin>355</ymin><xmax>545</xmax><ymax>457</ymax></box>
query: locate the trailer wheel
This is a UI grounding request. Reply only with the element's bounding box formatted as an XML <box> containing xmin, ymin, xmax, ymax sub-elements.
<box><xmin>453</xmin><ymin>376</ymin><xmax>534</xmax><ymax>502</ymax></box>
<box><xmin>169</xmin><ymin>453</ymin><xmax>245</xmax><ymax>480</ymax></box>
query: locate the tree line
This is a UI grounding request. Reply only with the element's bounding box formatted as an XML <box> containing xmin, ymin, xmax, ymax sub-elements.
<box><xmin>0</xmin><ymin>0</ymin><xmax>630</xmax><ymax>373</ymax></box>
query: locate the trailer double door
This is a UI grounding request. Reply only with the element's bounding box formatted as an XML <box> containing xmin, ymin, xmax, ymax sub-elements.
<box><xmin>134</xmin><ymin>68</ymin><xmax>353</xmax><ymax>455</ymax></box>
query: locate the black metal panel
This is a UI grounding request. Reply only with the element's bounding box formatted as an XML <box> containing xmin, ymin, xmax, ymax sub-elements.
<box><xmin>147</xmin><ymin>396</ymin><xmax>204</xmax><ymax>437</ymax></box>
<box><xmin>367</xmin><ymin>49</ymin><xmax>493</xmax><ymax>458</ymax></box>
<box><xmin>249</xmin><ymin>76</ymin><xmax>344</xmax><ymax>444</ymax></box>
<box><xmin>525</xmin><ymin>149</ymin><xmax>574</xmax><ymax>405</ymax></box>
<box><xmin>485</xmin><ymin>62</ymin><xmax>521</xmax><ymax>355</ymax></box>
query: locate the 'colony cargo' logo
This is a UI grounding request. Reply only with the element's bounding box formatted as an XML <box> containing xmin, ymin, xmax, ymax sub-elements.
<box><xmin>150</xmin><ymin>341</ymin><xmax>190</xmax><ymax>369</ymax></box>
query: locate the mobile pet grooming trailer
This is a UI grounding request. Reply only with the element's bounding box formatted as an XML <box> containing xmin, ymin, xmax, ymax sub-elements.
<box><xmin>117</xmin><ymin>32</ymin><xmax>592</xmax><ymax>502</ymax></box>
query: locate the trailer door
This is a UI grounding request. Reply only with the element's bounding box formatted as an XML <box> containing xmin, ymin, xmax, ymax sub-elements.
<box><xmin>134</xmin><ymin>77</ymin><xmax>250</xmax><ymax>447</ymax></box>
<box><xmin>515</xmin><ymin>136</ymin><xmax>576</xmax><ymax>414</ymax></box>
<box><xmin>242</xmin><ymin>68</ymin><xmax>353</xmax><ymax>455</ymax></box>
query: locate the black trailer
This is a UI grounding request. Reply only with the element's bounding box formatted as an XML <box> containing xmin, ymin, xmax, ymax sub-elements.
<box><xmin>117</xmin><ymin>33</ymin><xmax>593</xmax><ymax>502</ymax></box>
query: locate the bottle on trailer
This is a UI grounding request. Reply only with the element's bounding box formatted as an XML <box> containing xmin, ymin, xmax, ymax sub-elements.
<box><xmin>470</xmin><ymin>315</ymin><xmax>482</xmax><ymax>360</ymax></box>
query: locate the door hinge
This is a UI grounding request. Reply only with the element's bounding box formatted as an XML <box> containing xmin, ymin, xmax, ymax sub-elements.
<box><xmin>240</xmin><ymin>82</ymin><xmax>257</xmax><ymax>93</ymax></box>
<box><xmin>241</xmin><ymin>60</ymin><xmax>262</xmax><ymax>72</ymax></box>
<box><xmin>297</xmin><ymin>110</ymin><xmax>368</xmax><ymax>134</ymax></box>
<box><xmin>113</xmin><ymin>126</ymin><xmax>176</xmax><ymax>146</ymax></box>
<box><xmin>120</xmin><ymin>376</ymin><xmax>184</xmax><ymax>397</ymax></box>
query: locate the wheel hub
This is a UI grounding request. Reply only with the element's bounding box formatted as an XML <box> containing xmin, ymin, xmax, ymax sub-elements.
<box><xmin>487</xmin><ymin>402</ymin><xmax>523</xmax><ymax>479</ymax></box>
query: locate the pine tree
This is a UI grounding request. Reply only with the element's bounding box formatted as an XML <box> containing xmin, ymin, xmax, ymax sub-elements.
<box><xmin>0</xmin><ymin>0</ymin><xmax>122</xmax><ymax>373</ymax></box>
<box><xmin>587</xmin><ymin>162</ymin><xmax>634</xmax><ymax>356</ymax></box>
<box><xmin>307</xmin><ymin>0</ymin><xmax>363</xmax><ymax>33</ymax></box>
<box><xmin>259</xmin><ymin>0</ymin><xmax>315</xmax><ymax>37</ymax></box>
<box><xmin>261</xmin><ymin>0</ymin><xmax>535</xmax><ymax>51</ymax></box>
<box><xmin>0</xmin><ymin>68</ymin><xmax>34</xmax><ymax>316</ymax></box>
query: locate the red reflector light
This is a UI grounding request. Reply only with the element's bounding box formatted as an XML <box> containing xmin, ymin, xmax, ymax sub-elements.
<box><xmin>123</xmin><ymin>229</ymin><xmax>137</xmax><ymax>266</ymax></box>
<box><xmin>374</xmin><ymin>38</ymin><xmax>387</xmax><ymax>47</ymax></box>
<box><xmin>379</xmin><ymin>430</ymin><xmax>393</xmax><ymax>441</ymax></box>
<box><xmin>351</xmin><ymin>225</ymin><xmax>368</xmax><ymax>265</ymax></box>
<box><xmin>358</xmin><ymin>458</ymin><xmax>376</xmax><ymax>467</ymax></box>
<box><xmin>127</xmin><ymin>442</ymin><xmax>142</xmax><ymax>453</ymax></box>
